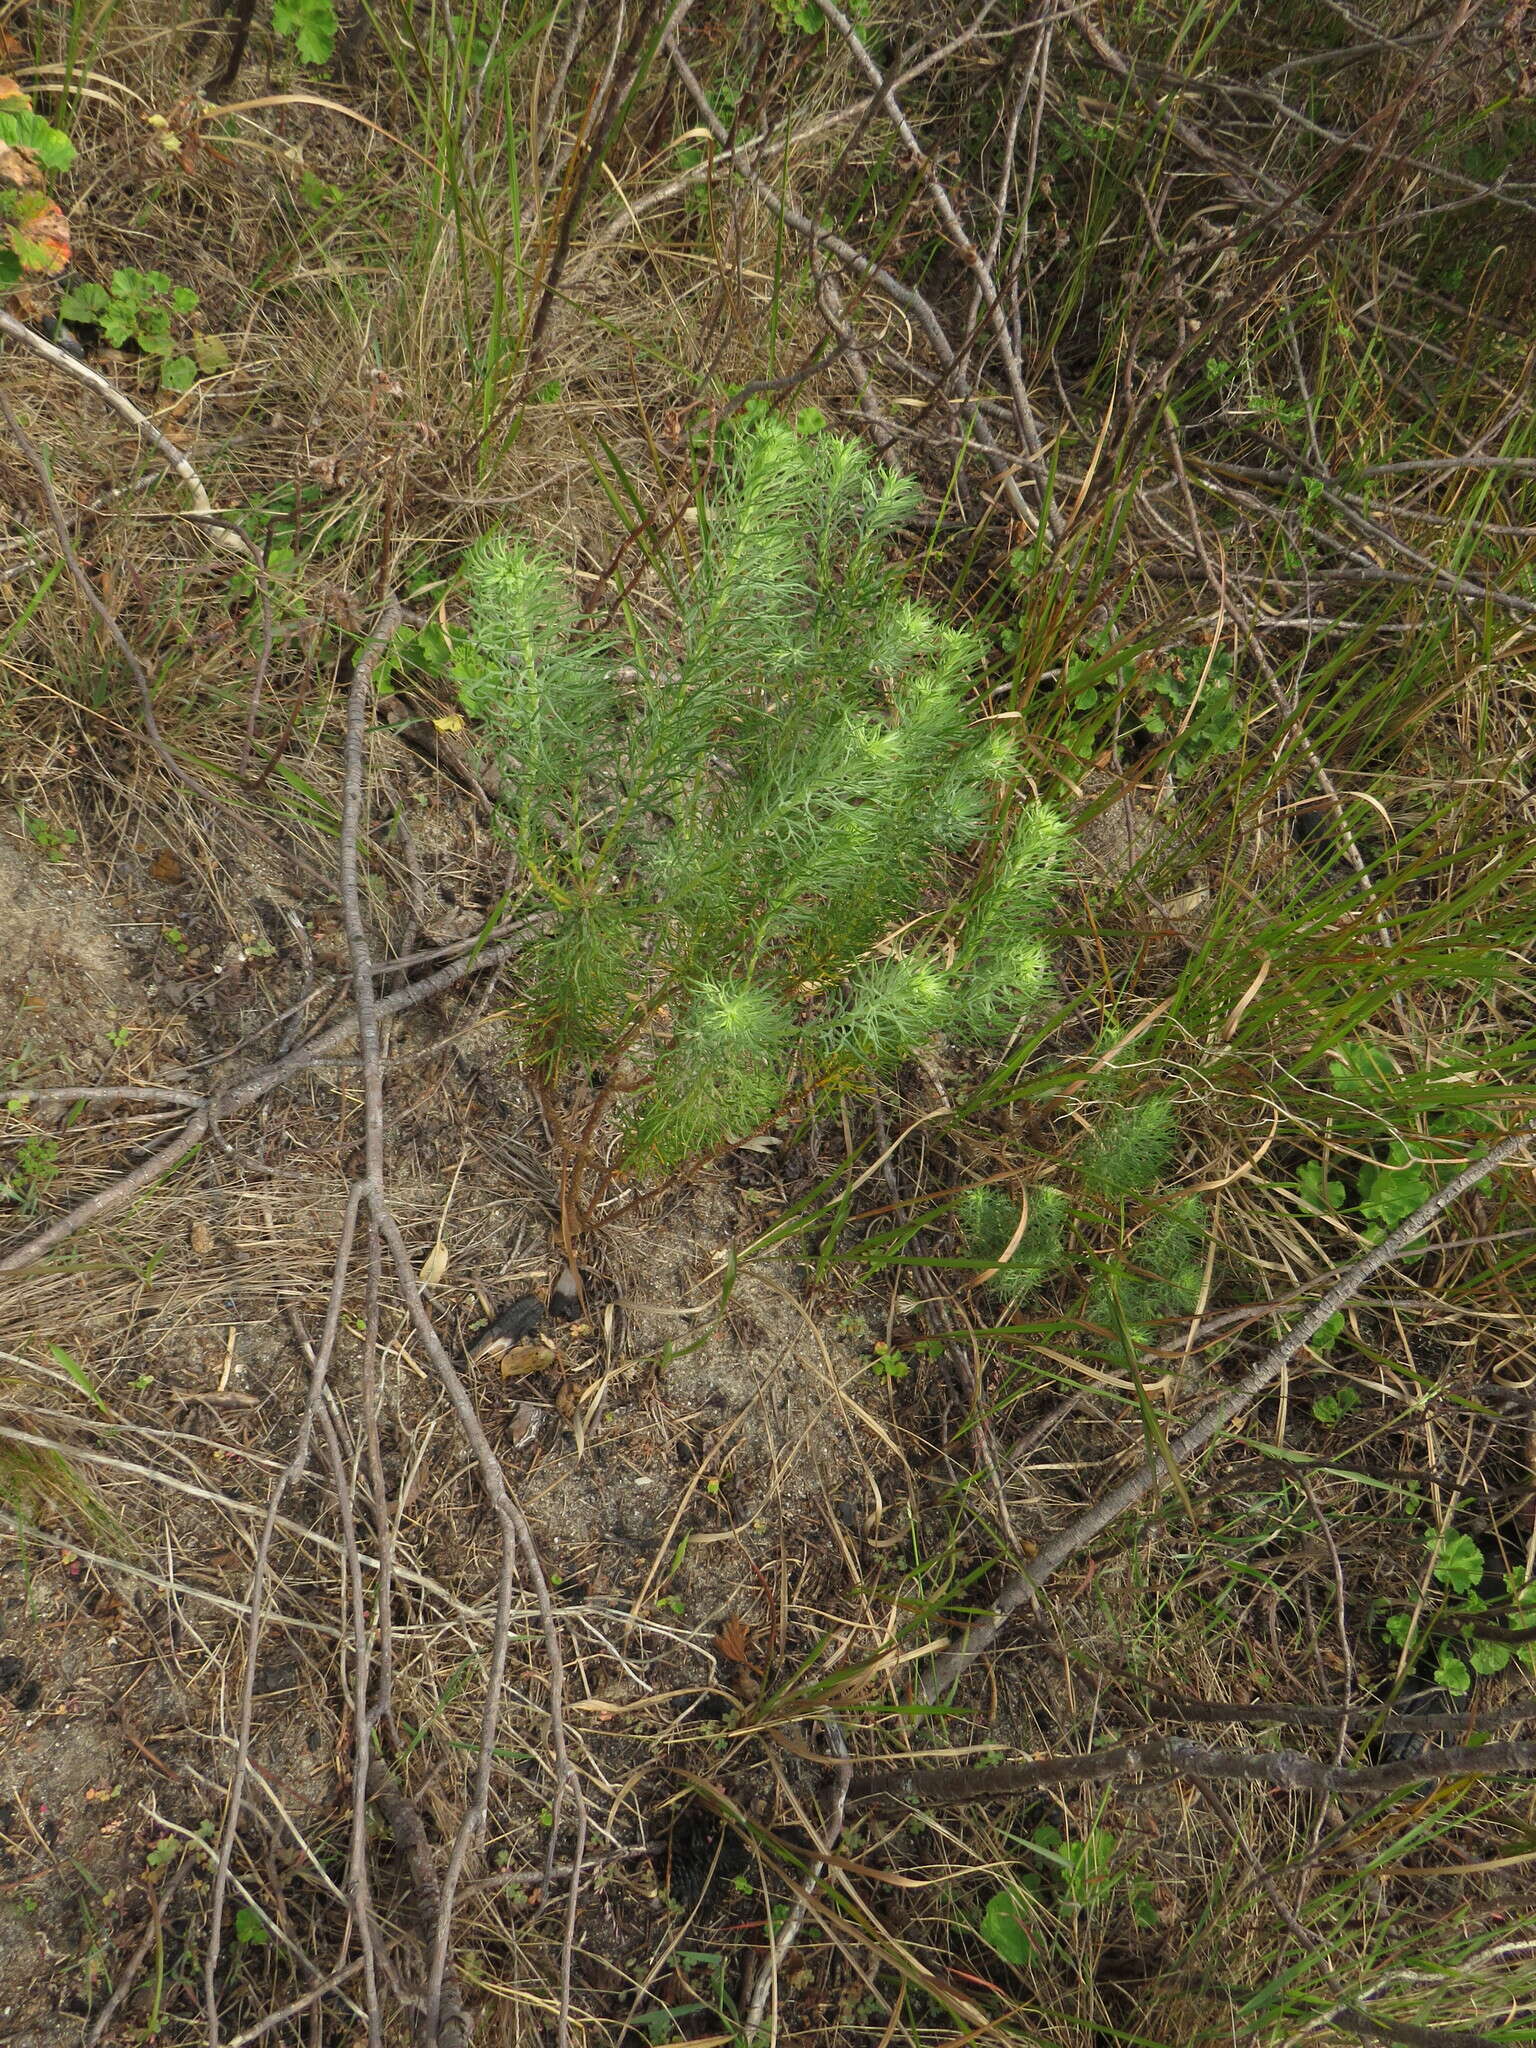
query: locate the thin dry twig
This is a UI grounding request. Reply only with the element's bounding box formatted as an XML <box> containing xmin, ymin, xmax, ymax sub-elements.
<box><xmin>663</xmin><ymin>30</ymin><xmax>1045</xmax><ymax>536</ymax></box>
<box><xmin>0</xmin><ymin>913</ymin><xmax>539</xmax><ymax>1275</ymax></box>
<box><xmin>848</xmin><ymin>1731</ymin><xmax>1536</xmax><ymax>1805</ymax></box>
<box><xmin>328</xmin><ymin>605</ymin><xmax>585</xmax><ymax>2047</ymax></box>
<box><xmin>202</xmin><ymin>1184</ymin><xmax>364</xmax><ymax>2047</ymax></box>
<box><xmin>923</xmin><ymin>1111</ymin><xmax>1536</xmax><ymax>1698</ymax></box>
<box><xmin>0</xmin><ymin>306</ymin><xmax>257</xmax><ymax>560</ymax></box>
<box><xmin>816</xmin><ymin>0</ymin><xmax>1062</xmax><ymax>539</ymax></box>
<box><xmin>743</xmin><ymin>1717</ymin><xmax>852</xmax><ymax>2037</ymax></box>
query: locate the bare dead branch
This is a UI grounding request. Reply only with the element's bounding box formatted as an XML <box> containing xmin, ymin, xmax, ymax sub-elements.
<box><xmin>0</xmin><ymin>911</ymin><xmax>540</xmax><ymax>1275</ymax></box>
<box><xmin>922</xmin><ymin>1111</ymin><xmax>1536</xmax><ymax>1698</ymax></box>
<box><xmin>848</xmin><ymin>1731</ymin><xmax>1536</xmax><ymax>1805</ymax></box>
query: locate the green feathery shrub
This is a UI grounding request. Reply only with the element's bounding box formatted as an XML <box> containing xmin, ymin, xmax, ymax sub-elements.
<box><xmin>955</xmin><ymin>1185</ymin><xmax>1069</xmax><ymax>1305</ymax></box>
<box><xmin>454</xmin><ymin>418</ymin><xmax>1070</xmax><ymax>1191</ymax></box>
<box><xmin>1077</xmin><ymin>1096</ymin><xmax>1180</xmax><ymax>1199</ymax></box>
<box><xmin>958</xmin><ymin>1091</ymin><xmax>1209</xmax><ymax>1344</ymax></box>
<box><xmin>1083</xmin><ymin>1195</ymin><xmax>1207</xmax><ymax>1348</ymax></box>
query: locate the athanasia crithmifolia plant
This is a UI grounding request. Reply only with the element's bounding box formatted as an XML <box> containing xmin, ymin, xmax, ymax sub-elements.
<box><xmin>958</xmin><ymin>1088</ymin><xmax>1209</xmax><ymax>1349</ymax></box>
<box><xmin>452</xmin><ymin>418</ymin><xmax>1070</xmax><ymax>1209</ymax></box>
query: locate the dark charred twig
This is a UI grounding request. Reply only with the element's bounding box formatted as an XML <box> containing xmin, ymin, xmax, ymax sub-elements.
<box><xmin>1148</xmin><ymin>1692</ymin><xmax>1536</xmax><ymax>1736</ymax></box>
<box><xmin>367</xmin><ymin>1763</ymin><xmax>472</xmax><ymax>2048</ymax></box>
<box><xmin>484</xmin><ymin>0</ymin><xmax>693</xmax><ymax>451</ymax></box>
<box><xmin>1324</xmin><ymin>2007</ymin><xmax>1512</xmax><ymax>2048</ymax></box>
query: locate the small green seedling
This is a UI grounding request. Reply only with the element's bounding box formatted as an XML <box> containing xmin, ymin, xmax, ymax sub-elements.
<box><xmin>2</xmin><ymin>1135</ymin><xmax>60</xmax><ymax>1216</ymax></box>
<box><xmin>981</xmin><ymin>1822</ymin><xmax>1157</xmax><ymax>1971</ymax></box>
<box><xmin>1291</xmin><ymin>1036</ymin><xmax>1495</xmax><ymax>1244</ymax></box>
<box><xmin>297</xmin><ymin>168</ymin><xmax>343</xmax><ymax>209</ymax></box>
<box><xmin>1310</xmin><ymin>1384</ymin><xmax>1359</xmax><ymax>1428</ymax></box>
<box><xmin>1018</xmin><ymin>623</ymin><xmax>1241</xmax><ymax>773</ymax></box>
<box><xmin>20</xmin><ymin>810</ymin><xmax>77</xmax><ymax>863</ymax></box>
<box><xmin>868</xmin><ymin>1343</ymin><xmax>909</xmax><ymax>1381</ymax></box>
<box><xmin>58</xmin><ymin>270</ymin><xmax>231</xmax><ymax>391</ymax></box>
<box><xmin>233</xmin><ymin>1906</ymin><xmax>268</xmax><ymax>1947</ymax></box>
<box><xmin>771</xmin><ymin>0</ymin><xmax>826</xmax><ymax>30</ymax></box>
<box><xmin>1356</xmin><ymin>1141</ymin><xmax>1434</xmax><ymax>1231</ymax></box>
<box><xmin>455</xmin><ymin>417</ymin><xmax>1070</xmax><ymax>1202</ymax></box>
<box><xmin>958</xmin><ymin>1091</ymin><xmax>1209</xmax><ymax>1350</ymax></box>
<box><xmin>1384</xmin><ymin>1526</ymin><xmax>1536</xmax><ymax>1696</ymax></box>
<box><xmin>1293</xmin><ymin>1160</ymin><xmax>1346</xmax><ymax>1216</ymax></box>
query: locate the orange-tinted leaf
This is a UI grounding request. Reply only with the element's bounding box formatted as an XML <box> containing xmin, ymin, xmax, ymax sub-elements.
<box><xmin>713</xmin><ymin>1615</ymin><xmax>752</xmax><ymax>1666</ymax></box>
<box><xmin>8</xmin><ymin>192</ymin><xmax>69</xmax><ymax>272</ymax></box>
<box><xmin>0</xmin><ymin>77</ymin><xmax>28</xmax><ymax>104</ymax></box>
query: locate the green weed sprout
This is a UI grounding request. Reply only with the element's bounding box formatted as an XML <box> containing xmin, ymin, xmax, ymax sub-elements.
<box><xmin>954</xmin><ymin>1185</ymin><xmax>1068</xmax><ymax>1305</ymax></box>
<box><xmin>455</xmin><ymin>419</ymin><xmax>1069</xmax><ymax>1198</ymax></box>
<box><xmin>1077</xmin><ymin>1095</ymin><xmax>1181</xmax><ymax>1199</ymax></box>
<box><xmin>1384</xmin><ymin>1525</ymin><xmax>1536</xmax><ymax>1697</ymax></box>
<box><xmin>958</xmin><ymin>1091</ymin><xmax>1207</xmax><ymax>1344</ymax></box>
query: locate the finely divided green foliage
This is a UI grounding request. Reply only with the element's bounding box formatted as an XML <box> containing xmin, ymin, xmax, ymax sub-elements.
<box><xmin>954</xmin><ymin>1184</ymin><xmax>1068</xmax><ymax>1305</ymax></box>
<box><xmin>1084</xmin><ymin>1194</ymin><xmax>1206</xmax><ymax>1349</ymax></box>
<box><xmin>456</xmin><ymin>420</ymin><xmax>1069</xmax><ymax>1176</ymax></box>
<box><xmin>957</xmin><ymin>1092</ymin><xmax>1205</xmax><ymax>1344</ymax></box>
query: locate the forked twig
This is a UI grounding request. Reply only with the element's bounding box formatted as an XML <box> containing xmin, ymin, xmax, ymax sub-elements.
<box><xmin>0</xmin><ymin>915</ymin><xmax>539</xmax><ymax>1274</ymax></box>
<box><xmin>333</xmin><ymin>607</ymin><xmax>586</xmax><ymax>2047</ymax></box>
<box><xmin>203</xmin><ymin>1185</ymin><xmax>365</xmax><ymax>2046</ymax></box>
<box><xmin>816</xmin><ymin>0</ymin><xmax>1061</xmax><ymax>539</ymax></box>
<box><xmin>663</xmin><ymin>32</ymin><xmax>1046</xmax><ymax>537</ymax></box>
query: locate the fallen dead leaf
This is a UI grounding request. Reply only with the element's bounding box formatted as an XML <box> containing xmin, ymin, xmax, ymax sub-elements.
<box><xmin>499</xmin><ymin>1342</ymin><xmax>557</xmax><ymax>1379</ymax></box>
<box><xmin>713</xmin><ymin>1615</ymin><xmax>752</xmax><ymax>1666</ymax></box>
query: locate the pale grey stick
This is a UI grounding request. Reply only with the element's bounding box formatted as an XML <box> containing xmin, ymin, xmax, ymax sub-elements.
<box><xmin>0</xmin><ymin>306</ymin><xmax>257</xmax><ymax>560</ymax></box>
<box><xmin>923</xmin><ymin>1113</ymin><xmax>1536</xmax><ymax>1699</ymax></box>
